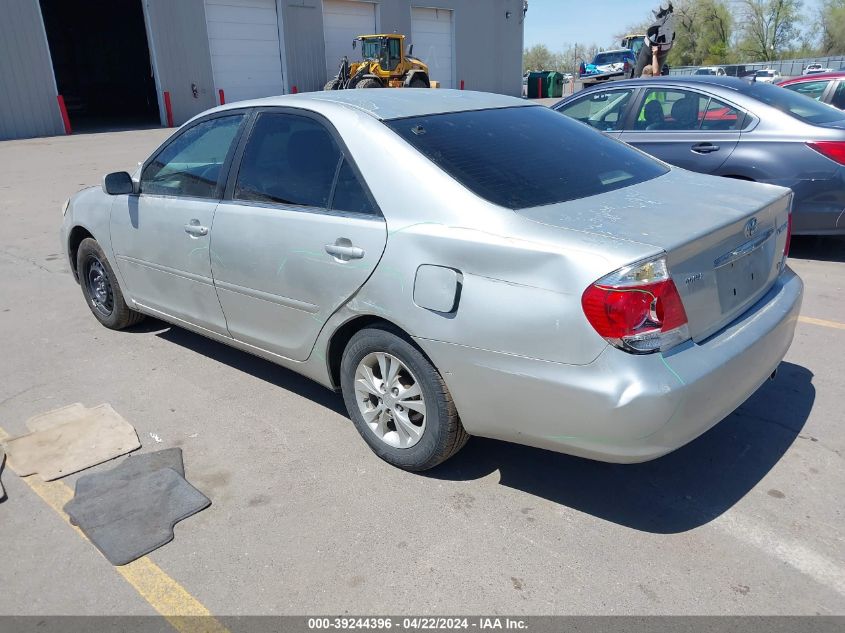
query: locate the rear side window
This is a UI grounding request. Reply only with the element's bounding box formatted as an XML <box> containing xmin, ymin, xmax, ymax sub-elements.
<box><xmin>783</xmin><ymin>80</ymin><xmax>831</xmax><ymax>102</ymax></box>
<box><xmin>744</xmin><ymin>81</ymin><xmax>845</xmax><ymax>124</ymax></box>
<box><xmin>234</xmin><ymin>111</ymin><xmax>377</xmax><ymax>214</ymax></box>
<box><xmin>236</xmin><ymin>113</ymin><xmax>339</xmax><ymax>208</ymax></box>
<box><xmin>386</xmin><ymin>106</ymin><xmax>668</xmax><ymax>209</ymax></box>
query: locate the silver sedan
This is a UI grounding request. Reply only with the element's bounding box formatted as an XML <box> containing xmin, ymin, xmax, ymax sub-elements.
<box><xmin>61</xmin><ymin>90</ymin><xmax>803</xmax><ymax>471</ymax></box>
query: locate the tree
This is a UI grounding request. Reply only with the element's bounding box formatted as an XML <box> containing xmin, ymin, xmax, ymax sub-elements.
<box><xmin>522</xmin><ymin>44</ymin><xmax>561</xmax><ymax>72</ymax></box>
<box><xmin>668</xmin><ymin>0</ymin><xmax>735</xmax><ymax>66</ymax></box>
<box><xmin>818</xmin><ymin>0</ymin><xmax>845</xmax><ymax>54</ymax></box>
<box><xmin>736</xmin><ymin>0</ymin><xmax>804</xmax><ymax>61</ymax></box>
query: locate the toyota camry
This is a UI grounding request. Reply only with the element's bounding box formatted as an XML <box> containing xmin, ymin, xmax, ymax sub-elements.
<box><xmin>61</xmin><ymin>90</ymin><xmax>803</xmax><ymax>471</ymax></box>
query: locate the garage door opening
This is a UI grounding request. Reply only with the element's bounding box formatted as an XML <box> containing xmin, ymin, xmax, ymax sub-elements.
<box><xmin>40</xmin><ymin>0</ymin><xmax>160</xmax><ymax>132</ymax></box>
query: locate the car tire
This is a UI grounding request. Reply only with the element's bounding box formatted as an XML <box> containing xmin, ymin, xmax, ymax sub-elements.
<box><xmin>77</xmin><ymin>237</ymin><xmax>144</xmax><ymax>330</ymax></box>
<box><xmin>355</xmin><ymin>78</ymin><xmax>382</xmax><ymax>89</ymax></box>
<box><xmin>340</xmin><ymin>326</ymin><xmax>469</xmax><ymax>471</ymax></box>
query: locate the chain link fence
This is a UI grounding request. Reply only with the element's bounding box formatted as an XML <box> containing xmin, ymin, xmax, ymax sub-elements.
<box><xmin>669</xmin><ymin>56</ymin><xmax>845</xmax><ymax>79</ymax></box>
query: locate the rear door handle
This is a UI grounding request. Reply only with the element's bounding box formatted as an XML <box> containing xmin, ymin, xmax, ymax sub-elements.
<box><xmin>691</xmin><ymin>142</ymin><xmax>720</xmax><ymax>154</ymax></box>
<box><xmin>325</xmin><ymin>241</ymin><xmax>364</xmax><ymax>261</ymax></box>
<box><xmin>184</xmin><ymin>220</ymin><xmax>208</xmax><ymax>237</ymax></box>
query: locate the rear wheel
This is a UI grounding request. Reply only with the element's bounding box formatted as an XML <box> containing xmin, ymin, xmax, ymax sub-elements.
<box><xmin>77</xmin><ymin>238</ymin><xmax>144</xmax><ymax>330</ymax></box>
<box><xmin>323</xmin><ymin>78</ymin><xmax>340</xmax><ymax>90</ymax></box>
<box><xmin>340</xmin><ymin>327</ymin><xmax>468</xmax><ymax>471</ymax></box>
<box><xmin>355</xmin><ymin>78</ymin><xmax>382</xmax><ymax>89</ymax></box>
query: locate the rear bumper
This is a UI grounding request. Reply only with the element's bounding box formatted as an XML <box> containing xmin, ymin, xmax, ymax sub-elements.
<box><xmin>417</xmin><ymin>268</ymin><xmax>803</xmax><ymax>463</ymax></box>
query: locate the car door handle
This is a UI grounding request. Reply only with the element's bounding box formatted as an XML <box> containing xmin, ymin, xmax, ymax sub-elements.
<box><xmin>325</xmin><ymin>242</ymin><xmax>364</xmax><ymax>261</ymax></box>
<box><xmin>184</xmin><ymin>221</ymin><xmax>208</xmax><ymax>237</ymax></box>
<box><xmin>691</xmin><ymin>143</ymin><xmax>720</xmax><ymax>154</ymax></box>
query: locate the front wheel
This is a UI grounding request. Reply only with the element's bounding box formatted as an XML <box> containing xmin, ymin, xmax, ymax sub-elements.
<box><xmin>323</xmin><ymin>78</ymin><xmax>340</xmax><ymax>90</ymax></box>
<box><xmin>77</xmin><ymin>238</ymin><xmax>144</xmax><ymax>330</ymax></box>
<box><xmin>340</xmin><ymin>327</ymin><xmax>468</xmax><ymax>471</ymax></box>
<box><xmin>408</xmin><ymin>76</ymin><xmax>428</xmax><ymax>88</ymax></box>
<box><xmin>355</xmin><ymin>78</ymin><xmax>382</xmax><ymax>89</ymax></box>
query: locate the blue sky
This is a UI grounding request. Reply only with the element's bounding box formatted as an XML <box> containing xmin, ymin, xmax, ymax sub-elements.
<box><xmin>522</xmin><ymin>0</ymin><xmax>822</xmax><ymax>51</ymax></box>
<box><xmin>523</xmin><ymin>0</ymin><xmax>667</xmax><ymax>50</ymax></box>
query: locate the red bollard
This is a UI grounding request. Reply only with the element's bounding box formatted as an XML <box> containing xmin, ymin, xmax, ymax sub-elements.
<box><xmin>460</xmin><ymin>79</ymin><xmax>465</xmax><ymax>90</ymax></box>
<box><xmin>292</xmin><ymin>85</ymin><xmax>298</xmax><ymax>94</ymax></box>
<box><xmin>163</xmin><ymin>91</ymin><xmax>174</xmax><ymax>127</ymax></box>
<box><xmin>56</xmin><ymin>95</ymin><xmax>72</xmax><ymax>135</ymax></box>
<box><xmin>537</xmin><ymin>77</ymin><xmax>542</xmax><ymax>99</ymax></box>
<box><xmin>218</xmin><ymin>89</ymin><xmax>225</xmax><ymax>105</ymax></box>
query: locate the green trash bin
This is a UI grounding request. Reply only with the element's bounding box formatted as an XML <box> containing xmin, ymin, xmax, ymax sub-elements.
<box><xmin>546</xmin><ymin>71</ymin><xmax>564</xmax><ymax>98</ymax></box>
<box><xmin>527</xmin><ymin>71</ymin><xmax>549</xmax><ymax>98</ymax></box>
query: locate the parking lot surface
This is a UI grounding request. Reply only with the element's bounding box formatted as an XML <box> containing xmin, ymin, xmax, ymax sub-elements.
<box><xmin>0</xmin><ymin>129</ymin><xmax>843</xmax><ymax>616</ymax></box>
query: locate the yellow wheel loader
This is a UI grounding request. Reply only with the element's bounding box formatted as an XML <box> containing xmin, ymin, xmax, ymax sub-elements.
<box><xmin>324</xmin><ymin>34</ymin><xmax>432</xmax><ymax>90</ymax></box>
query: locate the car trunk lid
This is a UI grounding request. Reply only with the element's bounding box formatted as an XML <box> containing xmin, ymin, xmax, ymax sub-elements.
<box><xmin>517</xmin><ymin>169</ymin><xmax>792</xmax><ymax>342</ymax></box>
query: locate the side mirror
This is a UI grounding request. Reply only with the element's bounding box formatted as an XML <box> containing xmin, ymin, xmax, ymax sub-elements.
<box><xmin>408</xmin><ymin>44</ymin><xmax>414</xmax><ymax>56</ymax></box>
<box><xmin>103</xmin><ymin>171</ymin><xmax>135</xmax><ymax>195</ymax></box>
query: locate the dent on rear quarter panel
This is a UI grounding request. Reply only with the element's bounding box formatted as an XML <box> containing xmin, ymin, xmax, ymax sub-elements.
<box><xmin>314</xmin><ymin>107</ymin><xmax>660</xmax><ymax>367</ymax></box>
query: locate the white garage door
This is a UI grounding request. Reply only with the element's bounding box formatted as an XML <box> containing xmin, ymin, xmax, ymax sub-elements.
<box><xmin>411</xmin><ymin>7</ymin><xmax>453</xmax><ymax>89</ymax></box>
<box><xmin>323</xmin><ymin>0</ymin><xmax>377</xmax><ymax>83</ymax></box>
<box><xmin>205</xmin><ymin>0</ymin><xmax>285</xmax><ymax>103</ymax></box>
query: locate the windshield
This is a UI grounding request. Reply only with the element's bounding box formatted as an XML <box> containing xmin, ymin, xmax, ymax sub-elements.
<box><xmin>755</xmin><ymin>70</ymin><xmax>775</xmax><ymax>77</ymax></box>
<box><xmin>385</xmin><ymin>106</ymin><xmax>668</xmax><ymax>209</ymax></box>
<box><xmin>695</xmin><ymin>68</ymin><xmax>715</xmax><ymax>75</ymax></box>
<box><xmin>744</xmin><ymin>81</ymin><xmax>845</xmax><ymax>124</ymax></box>
<box><xmin>594</xmin><ymin>51</ymin><xmax>630</xmax><ymax>65</ymax></box>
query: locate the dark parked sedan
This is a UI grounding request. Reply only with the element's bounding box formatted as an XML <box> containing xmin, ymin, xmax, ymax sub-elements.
<box><xmin>554</xmin><ymin>76</ymin><xmax>845</xmax><ymax>235</ymax></box>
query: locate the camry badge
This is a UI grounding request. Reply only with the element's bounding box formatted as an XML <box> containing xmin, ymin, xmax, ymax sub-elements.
<box><xmin>744</xmin><ymin>217</ymin><xmax>759</xmax><ymax>238</ymax></box>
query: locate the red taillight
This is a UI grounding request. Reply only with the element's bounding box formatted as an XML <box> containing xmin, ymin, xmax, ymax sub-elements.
<box><xmin>582</xmin><ymin>257</ymin><xmax>690</xmax><ymax>354</ymax></box>
<box><xmin>807</xmin><ymin>141</ymin><xmax>845</xmax><ymax>165</ymax></box>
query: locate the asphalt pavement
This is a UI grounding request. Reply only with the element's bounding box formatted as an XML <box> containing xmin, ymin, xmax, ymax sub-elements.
<box><xmin>0</xmin><ymin>128</ymin><xmax>843</xmax><ymax>616</ymax></box>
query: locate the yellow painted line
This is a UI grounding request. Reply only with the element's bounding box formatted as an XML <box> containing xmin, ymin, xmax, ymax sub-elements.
<box><xmin>799</xmin><ymin>316</ymin><xmax>845</xmax><ymax>331</ymax></box>
<box><xmin>0</xmin><ymin>427</ymin><xmax>228</xmax><ymax>633</ymax></box>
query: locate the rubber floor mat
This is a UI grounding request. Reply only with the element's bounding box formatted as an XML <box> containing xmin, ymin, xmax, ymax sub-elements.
<box><xmin>2</xmin><ymin>404</ymin><xmax>140</xmax><ymax>481</ymax></box>
<box><xmin>64</xmin><ymin>466</ymin><xmax>210</xmax><ymax>565</ymax></box>
<box><xmin>0</xmin><ymin>449</ymin><xmax>6</xmax><ymax>502</ymax></box>
<box><xmin>26</xmin><ymin>403</ymin><xmax>89</xmax><ymax>433</ymax></box>
<box><xmin>69</xmin><ymin>448</ymin><xmax>184</xmax><ymax>526</ymax></box>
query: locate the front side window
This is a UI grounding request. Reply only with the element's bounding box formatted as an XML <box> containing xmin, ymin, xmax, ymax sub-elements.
<box><xmin>632</xmin><ymin>89</ymin><xmax>707</xmax><ymax>131</ymax></box>
<box><xmin>783</xmin><ymin>80</ymin><xmax>831</xmax><ymax>102</ymax></box>
<box><xmin>556</xmin><ymin>89</ymin><xmax>634</xmax><ymax>131</ymax></box>
<box><xmin>141</xmin><ymin>115</ymin><xmax>244</xmax><ymax>198</ymax></box>
<box><xmin>386</xmin><ymin>106</ymin><xmax>668</xmax><ymax>209</ymax></box>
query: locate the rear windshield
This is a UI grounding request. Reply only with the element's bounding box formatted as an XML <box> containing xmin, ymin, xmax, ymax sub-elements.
<box><xmin>743</xmin><ymin>80</ymin><xmax>845</xmax><ymax>124</ymax></box>
<box><xmin>594</xmin><ymin>51</ymin><xmax>631</xmax><ymax>65</ymax></box>
<box><xmin>385</xmin><ymin>106</ymin><xmax>668</xmax><ymax>209</ymax></box>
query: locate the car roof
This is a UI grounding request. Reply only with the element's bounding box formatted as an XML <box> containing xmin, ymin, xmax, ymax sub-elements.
<box><xmin>208</xmin><ymin>89</ymin><xmax>532</xmax><ymax>121</ymax></box>
<box><xmin>571</xmin><ymin>75</ymin><xmax>755</xmax><ymax>93</ymax></box>
<box><xmin>779</xmin><ymin>71</ymin><xmax>845</xmax><ymax>84</ymax></box>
